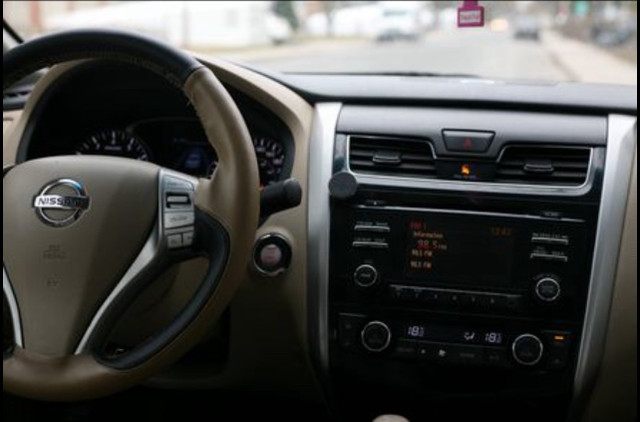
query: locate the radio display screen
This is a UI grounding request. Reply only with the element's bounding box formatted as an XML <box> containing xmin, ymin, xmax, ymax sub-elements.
<box><xmin>406</xmin><ymin>216</ymin><xmax>516</xmax><ymax>286</ymax></box>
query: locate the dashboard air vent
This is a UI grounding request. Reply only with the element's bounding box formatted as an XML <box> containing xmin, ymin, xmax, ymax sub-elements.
<box><xmin>496</xmin><ymin>146</ymin><xmax>591</xmax><ymax>186</ymax></box>
<box><xmin>349</xmin><ymin>136</ymin><xmax>436</xmax><ymax>178</ymax></box>
<box><xmin>3</xmin><ymin>87</ymin><xmax>31</xmax><ymax>109</ymax></box>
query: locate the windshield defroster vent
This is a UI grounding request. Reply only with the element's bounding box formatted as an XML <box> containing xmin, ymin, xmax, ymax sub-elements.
<box><xmin>496</xmin><ymin>146</ymin><xmax>591</xmax><ymax>186</ymax></box>
<box><xmin>348</xmin><ymin>136</ymin><xmax>436</xmax><ymax>179</ymax></box>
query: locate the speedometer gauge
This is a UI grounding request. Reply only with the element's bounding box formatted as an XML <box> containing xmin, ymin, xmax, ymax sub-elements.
<box><xmin>253</xmin><ymin>136</ymin><xmax>285</xmax><ymax>186</ymax></box>
<box><xmin>76</xmin><ymin>130</ymin><xmax>152</xmax><ymax>161</ymax></box>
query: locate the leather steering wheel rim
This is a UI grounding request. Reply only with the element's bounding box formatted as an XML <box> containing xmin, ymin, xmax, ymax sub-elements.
<box><xmin>2</xmin><ymin>30</ymin><xmax>260</xmax><ymax>401</ymax></box>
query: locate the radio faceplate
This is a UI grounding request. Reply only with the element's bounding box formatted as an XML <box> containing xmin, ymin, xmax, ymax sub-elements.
<box><xmin>331</xmin><ymin>206</ymin><xmax>590</xmax><ymax>320</ymax></box>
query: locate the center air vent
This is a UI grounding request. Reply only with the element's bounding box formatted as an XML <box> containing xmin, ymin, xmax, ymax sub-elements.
<box><xmin>496</xmin><ymin>146</ymin><xmax>591</xmax><ymax>186</ymax></box>
<box><xmin>348</xmin><ymin>136</ymin><xmax>436</xmax><ymax>179</ymax></box>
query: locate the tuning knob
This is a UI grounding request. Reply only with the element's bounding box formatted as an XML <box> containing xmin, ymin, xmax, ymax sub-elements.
<box><xmin>535</xmin><ymin>276</ymin><xmax>562</xmax><ymax>303</ymax></box>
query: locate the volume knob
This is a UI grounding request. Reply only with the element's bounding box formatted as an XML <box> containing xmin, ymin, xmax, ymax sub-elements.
<box><xmin>354</xmin><ymin>264</ymin><xmax>379</xmax><ymax>288</ymax></box>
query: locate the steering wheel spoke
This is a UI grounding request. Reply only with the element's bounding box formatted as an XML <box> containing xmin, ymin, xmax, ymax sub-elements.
<box><xmin>74</xmin><ymin>169</ymin><xmax>202</xmax><ymax>356</ymax></box>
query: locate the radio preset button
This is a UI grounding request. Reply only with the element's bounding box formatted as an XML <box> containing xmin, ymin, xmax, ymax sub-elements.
<box><xmin>479</xmin><ymin>294</ymin><xmax>508</xmax><ymax>310</ymax></box>
<box><xmin>354</xmin><ymin>265</ymin><xmax>379</xmax><ymax>288</ymax></box>
<box><xmin>460</xmin><ymin>293</ymin><xmax>480</xmax><ymax>308</ymax></box>
<box><xmin>419</xmin><ymin>288</ymin><xmax>442</xmax><ymax>304</ymax></box>
<box><xmin>535</xmin><ymin>277</ymin><xmax>562</xmax><ymax>302</ymax></box>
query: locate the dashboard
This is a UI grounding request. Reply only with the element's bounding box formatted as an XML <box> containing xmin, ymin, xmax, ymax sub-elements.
<box><xmin>2</xmin><ymin>56</ymin><xmax>637</xmax><ymax>422</ymax></box>
<box><xmin>21</xmin><ymin>62</ymin><xmax>294</xmax><ymax>187</ymax></box>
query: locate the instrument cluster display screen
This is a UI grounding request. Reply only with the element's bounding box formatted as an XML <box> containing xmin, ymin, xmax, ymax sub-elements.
<box><xmin>405</xmin><ymin>216</ymin><xmax>516</xmax><ymax>287</ymax></box>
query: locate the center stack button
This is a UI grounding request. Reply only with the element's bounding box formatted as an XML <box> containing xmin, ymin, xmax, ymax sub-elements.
<box><xmin>354</xmin><ymin>264</ymin><xmax>379</xmax><ymax>288</ymax></box>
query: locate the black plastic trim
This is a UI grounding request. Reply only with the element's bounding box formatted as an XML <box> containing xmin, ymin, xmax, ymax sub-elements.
<box><xmin>338</xmin><ymin>106</ymin><xmax>608</xmax><ymax>159</ymax></box>
<box><xmin>247</xmin><ymin>68</ymin><xmax>637</xmax><ymax>114</ymax></box>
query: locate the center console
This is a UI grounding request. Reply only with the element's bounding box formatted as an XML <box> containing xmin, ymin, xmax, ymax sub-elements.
<box><xmin>333</xmin><ymin>206</ymin><xmax>590</xmax><ymax>370</ymax></box>
<box><xmin>314</xmin><ymin>106</ymin><xmax>613</xmax><ymax>422</ymax></box>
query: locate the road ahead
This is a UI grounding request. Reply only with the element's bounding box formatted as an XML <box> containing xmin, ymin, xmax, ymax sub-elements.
<box><xmin>242</xmin><ymin>29</ymin><xmax>636</xmax><ymax>85</ymax></box>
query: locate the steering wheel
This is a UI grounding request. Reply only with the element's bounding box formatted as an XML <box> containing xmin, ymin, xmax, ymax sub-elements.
<box><xmin>2</xmin><ymin>30</ymin><xmax>260</xmax><ymax>401</ymax></box>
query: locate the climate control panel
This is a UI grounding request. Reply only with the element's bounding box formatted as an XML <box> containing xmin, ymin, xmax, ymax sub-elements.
<box><xmin>337</xmin><ymin>313</ymin><xmax>574</xmax><ymax>371</ymax></box>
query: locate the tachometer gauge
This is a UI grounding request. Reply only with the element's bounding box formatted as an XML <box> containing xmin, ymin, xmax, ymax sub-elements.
<box><xmin>76</xmin><ymin>130</ymin><xmax>152</xmax><ymax>161</ymax></box>
<box><xmin>253</xmin><ymin>136</ymin><xmax>285</xmax><ymax>186</ymax></box>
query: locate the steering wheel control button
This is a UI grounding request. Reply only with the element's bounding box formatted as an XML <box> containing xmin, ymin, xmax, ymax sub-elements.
<box><xmin>167</xmin><ymin>234</ymin><xmax>183</xmax><ymax>249</ymax></box>
<box><xmin>33</xmin><ymin>179</ymin><xmax>91</xmax><ymax>228</ymax></box>
<box><xmin>443</xmin><ymin>130</ymin><xmax>494</xmax><ymax>153</ymax></box>
<box><xmin>253</xmin><ymin>234</ymin><xmax>292</xmax><ymax>276</ymax></box>
<box><xmin>512</xmin><ymin>334</ymin><xmax>544</xmax><ymax>367</ymax></box>
<box><xmin>182</xmin><ymin>231</ymin><xmax>195</xmax><ymax>247</ymax></box>
<box><xmin>160</xmin><ymin>172</ymin><xmax>197</xmax><ymax>250</ymax></box>
<box><xmin>164</xmin><ymin>212</ymin><xmax>195</xmax><ymax>229</ymax></box>
<box><xmin>166</xmin><ymin>193</ymin><xmax>191</xmax><ymax>209</ymax></box>
<box><xmin>535</xmin><ymin>277</ymin><xmax>562</xmax><ymax>303</ymax></box>
<box><xmin>361</xmin><ymin>321</ymin><xmax>392</xmax><ymax>353</ymax></box>
<box><xmin>354</xmin><ymin>264</ymin><xmax>379</xmax><ymax>288</ymax></box>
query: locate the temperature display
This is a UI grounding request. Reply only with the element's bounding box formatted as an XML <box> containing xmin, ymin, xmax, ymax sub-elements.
<box><xmin>404</xmin><ymin>324</ymin><xmax>505</xmax><ymax>346</ymax></box>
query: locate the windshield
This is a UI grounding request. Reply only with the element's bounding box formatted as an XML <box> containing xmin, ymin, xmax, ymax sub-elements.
<box><xmin>3</xmin><ymin>1</ymin><xmax>637</xmax><ymax>85</ymax></box>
